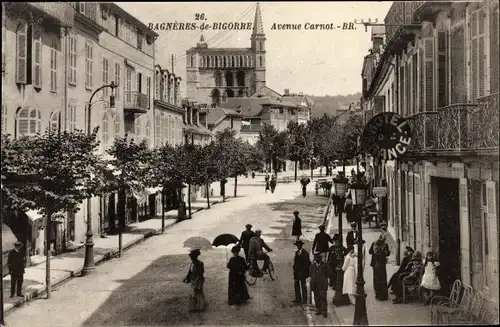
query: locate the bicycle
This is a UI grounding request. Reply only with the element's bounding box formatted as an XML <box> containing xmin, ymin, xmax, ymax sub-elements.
<box><xmin>245</xmin><ymin>250</ymin><xmax>275</xmax><ymax>285</ymax></box>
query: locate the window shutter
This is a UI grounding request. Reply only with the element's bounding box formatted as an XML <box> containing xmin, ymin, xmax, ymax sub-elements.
<box><xmin>33</xmin><ymin>34</ymin><xmax>42</xmax><ymax>88</ymax></box>
<box><xmin>459</xmin><ymin>178</ymin><xmax>471</xmax><ymax>285</ymax></box>
<box><xmin>485</xmin><ymin>181</ymin><xmax>499</xmax><ymax>300</ymax></box>
<box><xmin>478</xmin><ymin>9</ymin><xmax>486</xmax><ymax>97</ymax></box>
<box><xmin>451</xmin><ymin>24</ymin><xmax>466</xmax><ymax>103</ymax></box>
<box><xmin>490</xmin><ymin>4</ymin><xmax>499</xmax><ymax>94</ymax></box>
<box><xmin>437</xmin><ymin>31</ymin><xmax>448</xmax><ymax>108</ymax></box>
<box><xmin>399</xmin><ymin>65</ymin><xmax>405</xmax><ymax>115</ymax></box>
<box><xmin>16</xmin><ymin>24</ymin><xmax>27</xmax><ymax>84</ymax></box>
<box><xmin>471</xmin><ymin>10</ymin><xmax>479</xmax><ymax>100</ymax></box>
<box><xmin>423</xmin><ymin>37</ymin><xmax>435</xmax><ymax>111</ymax></box>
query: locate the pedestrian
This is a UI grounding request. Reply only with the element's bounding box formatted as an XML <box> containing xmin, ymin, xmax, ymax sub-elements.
<box><xmin>227</xmin><ymin>246</ymin><xmax>250</xmax><ymax>306</ymax></box>
<box><xmin>393</xmin><ymin>251</ymin><xmax>424</xmax><ymax>304</ymax></box>
<box><xmin>238</xmin><ymin>224</ymin><xmax>255</xmax><ymax>263</ymax></box>
<box><xmin>310</xmin><ymin>251</ymin><xmax>330</xmax><ymax>317</ymax></box>
<box><xmin>248</xmin><ymin>230</ymin><xmax>273</xmax><ymax>273</ymax></box>
<box><xmin>252</xmin><ymin>171</ymin><xmax>255</xmax><ymax>179</ymax></box>
<box><xmin>270</xmin><ymin>175</ymin><xmax>277</xmax><ymax>193</ymax></box>
<box><xmin>291</xmin><ymin>211</ymin><xmax>302</xmax><ymax>241</ymax></box>
<box><xmin>300</xmin><ymin>176</ymin><xmax>310</xmax><ymax>197</ymax></box>
<box><xmin>346</xmin><ymin>222</ymin><xmax>358</xmax><ymax>247</ymax></box>
<box><xmin>265</xmin><ymin>173</ymin><xmax>270</xmax><ymax>193</ymax></box>
<box><xmin>388</xmin><ymin>246</ymin><xmax>414</xmax><ymax>294</ymax></box>
<box><xmin>8</xmin><ymin>241</ymin><xmax>26</xmax><ymax>298</ymax></box>
<box><xmin>312</xmin><ymin>225</ymin><xmax>333</xmax><ymax>262</ymax></box>
<box><xmin>183</xmin><ymin>249</ymin><xmax>208</xmax><ymax>312</ymax></box>
<box><xmin>327</xmin><ymin>234</ymin><xmax>347</xmax><ymax>288</ymax></box>
<box><xmin>342</xmin><ymin>246</ymin><xmax>357</xmax><ymax>305</ymax></box>
<box><xmin>369</xmin><ymin>235</ymin><xmax>390</xmax><ymax>301</ymax></box>
<box><xmin>292</xmin><ymin>240</ymin><xmax>310</xmax><ymax>305</ymax></box>
<box><xmin>344</xmin><ymin>194</ymin><xmax>355</xmax><ymax>223</ymax></box>
<box><xmin>420</xmin><ymin>251</ymin><xmax>441</xmax><ymax>305</ymax></box>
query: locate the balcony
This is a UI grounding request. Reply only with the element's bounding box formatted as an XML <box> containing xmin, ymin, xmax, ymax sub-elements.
<box><xmin>6</xmin><ymin>2</ymin><xmax>74</xmax><ymax>28</ymax></box>
<box><xmin>405</xmin><ymin>94</ymin><xmax>499</xmax><ymax>157</ymax></box>
<box><xmin>384</xmin><ymin>1</ymin><xmax>423</xmax><ymax>54</ymax></box>
<box><xmin>413</xmin><ymin>1</ymin><xmax>454</xmax><ymax>24</ymax></box>
<box><xmin>124</xmin><ymin>91</ymin><xmax>149</xmax><ymax>114</ymax></box>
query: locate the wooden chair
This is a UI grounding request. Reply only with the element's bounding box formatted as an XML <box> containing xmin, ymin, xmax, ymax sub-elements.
<box><xmin>430</xmin><ymin>279</ymin><xmax>462</xmax><ymax>324</ymax></box>
<box><xmin>402</xmin><ymin>275</ymin><xmax>422</xmax><ymax>304</ymax></box>
<box><xmin>445</xmin><ymin>290</ymin><xmax>485</xmax><ymax>325</ymax></box>
<box><xmin>436</xmin><ymin>283</ymin><xmax>474</xmax><ymax>325</ymax></box>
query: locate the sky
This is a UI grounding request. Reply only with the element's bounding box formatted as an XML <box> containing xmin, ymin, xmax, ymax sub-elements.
<box><xmin>117</xmin><ymin>1</ymin><xmax>393</xmax><ymax>97</ymax></box>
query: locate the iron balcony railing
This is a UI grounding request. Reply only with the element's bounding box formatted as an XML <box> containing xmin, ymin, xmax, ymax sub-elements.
<box><xmin>406</xmin><ymin>93</ymin><xmax>499</xmax><ymax>153</ymax></box>
<box><xmin>241</xmin><ymin>125</ymin><xmax>263</xmax><ymax>132</ymax></box>
<box><xmin>124</xmin><ymin>91</ymin><xmax>149</xmax><ymax>113</ymax></box>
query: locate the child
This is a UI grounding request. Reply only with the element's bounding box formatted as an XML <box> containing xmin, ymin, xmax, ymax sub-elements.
<box><xmin>420</xmin><ymin>251</ymin><xmax>440</xmax><ymax>305</ymax></box>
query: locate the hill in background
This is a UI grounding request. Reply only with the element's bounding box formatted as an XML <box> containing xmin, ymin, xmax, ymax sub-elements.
<box><xmin>308</xmin><ymin>93</ymin><xmax>362</xmax><ymax>117</ymax></box>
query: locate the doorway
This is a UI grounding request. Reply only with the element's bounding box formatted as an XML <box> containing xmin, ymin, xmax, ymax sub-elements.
<box><xmin>435</xmin><ymin>177</ymin><xmax>461</xmax><ymax>295</ymax></box>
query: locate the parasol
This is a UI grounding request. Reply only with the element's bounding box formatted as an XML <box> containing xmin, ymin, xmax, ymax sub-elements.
<box><xmin>212</xmin><ymin>233</ymin><xmax>240</xmax><ymax>262</ymax></box>
<box><xmin>183</xmin><ymin>236</ymin><xmax>213</xmax><ymax>251</ymax></box>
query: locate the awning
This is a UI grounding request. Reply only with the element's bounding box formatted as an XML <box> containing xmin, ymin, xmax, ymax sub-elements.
<box><xmin>145</xmin><ymin>187</ymin><xmax>162</xmax><ymax>195</ymax></box>
<box><xmin>25</xmin><ymin>210</ymin><xmax>43</xmax><ymax>223</ymax></box>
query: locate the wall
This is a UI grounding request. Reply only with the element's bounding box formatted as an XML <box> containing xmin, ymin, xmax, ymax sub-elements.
<box><xmin>211</xmin><ymin>117</ymin><xmax>242</xmax><ymax>138</ymax></box>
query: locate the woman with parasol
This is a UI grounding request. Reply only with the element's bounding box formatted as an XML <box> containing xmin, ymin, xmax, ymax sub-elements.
<box><xmin>183</xmin><ymin>249</ymin><xmax>208</xmax><ymax>312</ymax></box>
<box><xmin>227</xmin><ymin>245</ymin><xmax>250</xmax><ymax>305</ymax></box>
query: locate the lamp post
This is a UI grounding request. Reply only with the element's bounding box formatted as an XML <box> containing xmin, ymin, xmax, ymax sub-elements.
<box><xmin>332</xmin><ymin>172</ymin><xmax>349</xmax><ymax>306</ymax></box>
<box><xmin>81</xmin><ymin>82</ymin><xmax>117</xmax><ymax>276</ymax></box>
<box><xmin>351</xmin><ymin>173</ymin><xmax>369</xmax><ymax>326</ymax></box>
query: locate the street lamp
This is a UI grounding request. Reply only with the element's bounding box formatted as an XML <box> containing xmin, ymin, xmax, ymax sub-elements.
<box><xmin>81</xmin><ymin>81</ymin><xmax>117</xmax><ymax>276</ymax></box>
<box><xmin>350</xmin><ymin>173</ymin><xmax>369</xmax><ymax>326</ymax></box>
<box><xmin>332</xmin><ymin>172</ymin><xmax>349</xmax><ymax>307</ymax></box>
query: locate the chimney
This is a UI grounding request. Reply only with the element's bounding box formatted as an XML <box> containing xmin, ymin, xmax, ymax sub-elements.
<box><xmin>284</xmin><ymin>89</ymin><xmax>290</xmax><ymax>96</ymax></box>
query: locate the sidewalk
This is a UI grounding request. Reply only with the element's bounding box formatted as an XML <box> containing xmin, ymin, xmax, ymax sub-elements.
<box><xmin>2</xmin><ymin>196</ymin><xmax>226</xmax><ymax>314</ymax></box>
<box><xmin>323</xmin><ymin>209</ymin><xmax>431</xmax><ymax>326</ymax></box>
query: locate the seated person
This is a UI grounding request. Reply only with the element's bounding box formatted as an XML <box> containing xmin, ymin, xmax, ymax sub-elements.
<box><xmin>393</xmin><ymin>251</ymin><xmax>424</xmax><ymax>304</ymax></box>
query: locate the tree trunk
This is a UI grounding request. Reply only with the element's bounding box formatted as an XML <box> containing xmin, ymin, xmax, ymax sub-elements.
<box><xmin>45</xmin><ymin>210</ymin><xmax>52</xmax><ymax>299</ymax></box>
<box><xmin>161</xmin><ymin>190</ymin><xmax>165</xmax><ymax>234</ymax></box>
<box><xmin>310</xmin><ymin>159</ymin><xmax>313</xmax><ymax>180</ymax></box>
<box><xmin>294</xmin><ymin>161</ymin><xmax>298</xmax><ymax>182</ymax></box>
<box><xmin>222</xmin><ymin>180</ymin><xmax>226</xmax><ymax>202</ymax></box>
<box><xmin>188</xmin><ymin>183</ymin><xmax>192</xmax><ymax>218</ymax></box>
<box><xmin>234</xmin><ymin>176</ymin><xmax>238</xmax><ymax>198</ymax></box>
<box><xmin>206</xmin><ymin>184</ymin><xmax>210</xmax><ymax>209</ymax></box>
<box><xmin>117</xmin><ymin>186</ymin><xmax>126</xmax><ymax>258</ymax></box>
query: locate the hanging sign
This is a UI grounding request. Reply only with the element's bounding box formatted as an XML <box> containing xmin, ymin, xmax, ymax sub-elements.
<box><xmin>362</xmin><ymin>112</ymin><xmax>411</xmax><ymax>160</ymax></box>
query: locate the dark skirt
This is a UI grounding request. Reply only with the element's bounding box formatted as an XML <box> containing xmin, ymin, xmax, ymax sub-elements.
<box><xmin>373</xmin><ymin>261</ymin><xmax>388</xmax><ymax>300</ymax></box>
<box><xmin>228</xmin><ymin>274</ymin><xmax>250</xmax><ymax>305</ymax></box>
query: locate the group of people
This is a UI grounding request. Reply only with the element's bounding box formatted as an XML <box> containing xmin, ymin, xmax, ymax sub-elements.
<box><xmin>264</xmin><ymin>173</ymin><xmax>277</xmax><ymax>193</ymax></box>
<box><xmin>183</xmin><ymin>224</ymin><xmax>274</xmax><ymax>311</ymax></box>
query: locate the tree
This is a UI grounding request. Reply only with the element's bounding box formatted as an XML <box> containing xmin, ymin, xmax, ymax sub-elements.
<box><xmin>286</xmin><ymin>121</ymin><xmax>312</xmax><ymax>181</ymax></box>
<box><xmin>197</xmin><ymin>142</ymin><xmax>220</xmax><ymax>208</ymax></box>
<box><xmin>214</xmin><ymin>128</ymin><xmax>239</xmax><ymax>201</ymax></box>
<box><xmin>256</xmin><ymin>124</ymin><xmax>290</xmax><ymax>175</ymax></box>
<box><xmin>1</xmin><ymin>129</ymin><xmax>101</xmax><ymax>299</ymax></box>
<box><xmin>307</xmin><ymin>115</ymin><xmax>339</xmax><ymax>176</ymax></box>
<box><xmin>104</xmin><ymin>136</ymin><xmax>153</xmax><ymax>257</ymax></box>
<box><xmin>256</xmin><ymin>124</ymin><xmax>277</xmax><ymax>172</ymax></box>
<box><xmin>335</xmin><ymin>113</ymin><xmax>364</xmax><ymax>170</ymax></box>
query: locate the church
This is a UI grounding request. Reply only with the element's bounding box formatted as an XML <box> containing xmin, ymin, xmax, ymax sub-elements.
<box><xmin>185</xmin><ymin>3</ymin><xmax>267</xmax><ymax>106</ymax></box>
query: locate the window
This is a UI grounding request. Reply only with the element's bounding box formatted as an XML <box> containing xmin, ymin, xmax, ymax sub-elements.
<box><xmin>15</xmin><ymin>107</ymin><xmax>41</xmax><ymax>137</ymax></box>
<box><xmin>102</xmin><ymin>112</ymin><xmax>109</xmax><ymax>149</ymax></box>
<box><xmin>68</xmin><ymin>103</ymin><xmax>77</xmax><ymax>132</ymax></box>
<box><xmin>16</xmin><ymin>23</ymin><xmax>27</xmax><ymax>84</ymax></box>
<box><xmin>33</xmin><ymin>32</ymin><xmax>42</xmax><ymax>88</ymax></box>
<box><xmin>69</xmin><ymin>35</ymin><xmax>77</xmax><ymax>85</ymax></box>
<box><xmin>50</xmin><ymin>40</ymin><xmax>57</xmax><ymax>92</ymax></box>
<box><xmin>79</xmin><ymin>2</ymin><xmax>85</xmax><ymax>14</ymax></box>
<box><xmin>170</xmin><ymin>117</ymin><xmax>174</xmax><ymax>144</ymax></box>
<box><xmin>85</xmin><ymin>41</ymin><xmax>93</xmax><ymax>89</ymax></box>
<box><xmin>161</xmin><ymin>114</ymin><xmax>167</xmax><ymax>145</ymax></box>
<box><xmin>437</xmin><ymin>31</ymin><xmax>448</xmax><ymax>107</ymax></box>
<box><xmin>114</xmin><ymin>114</ymin><xmax>121</xmax><ymax>137</ymax></box>
<box><xmin>125</xmin><ymin>67</ymin><xmax>132</xmax><ymax>102</ymax></box>
<box><xmin>114</xmin><ymin>15</ymin><xmax>120</xmax><ymax>36</ymax></box>
<box><xmin>137</xmin><ymin>72</ymin><xmax>142</xmax><ymax>93</ymax></box>
<box><xmin>135</xmin><ymin>117</ymin><xmax>142</xmax><ymax>139</ymax></box>
<box><xmin>49</xmin><ymin>111</ymin><xmax>61</xmax><ymax>133</ymax></box>
<box><xmin>259</xmin><ymin>56</ymin><xmax>263</xmax><ymax>67</ymax></box>
<box><xmin>155</xmin><ymin>113</ymin><xmax>161</xmax><ymax>146</ymax></box>
<box><xmin>190</xmin><ymin>56</ymin><xmax>194</xmax><ymax>67</ymax></box>
<box><xmin>146</xmin><ymin>77</ymin><xmax>151</xmax><ymax>108</ymax></box>
<box><xmin>137</xmin><ymin>29</ymin><xmax>143</xmax><ymax>50</ymax></box>
<box><xmin>114</xmin><ymin>63</ymin><xmax>121</xmax><ymax>100</ymax></box>
<box><xmin>102</xmin><ymin>57</ymin><xmax>109</xmax><ymax>97</ymax></box>
<box><xmin>470</xmin><ymin>7</ymin><xmax>487</xmax><ymax>100</ymax></box>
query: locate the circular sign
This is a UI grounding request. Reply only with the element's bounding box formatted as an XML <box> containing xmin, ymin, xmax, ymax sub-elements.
<box><xmin>362</xmin><ymin>112</ymin><xmax>411</xmax><ymax>160</ymax></box>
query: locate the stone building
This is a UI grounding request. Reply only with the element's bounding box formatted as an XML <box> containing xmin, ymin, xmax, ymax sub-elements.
<box><xmin>185</xmin><ymin>3</ymin><xmax>266</xmax><ymax>105</ymax></box>
<box><xmin>362</xmin><ymin>1</ymin><xmax>499</xmax><ymax>319</ymax></box>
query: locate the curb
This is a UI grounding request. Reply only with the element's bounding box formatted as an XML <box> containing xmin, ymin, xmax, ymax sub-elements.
<box><xmin>4</xmin><ymin>197</ymin><xmax>229</xmax><ymax>316</ymax></box>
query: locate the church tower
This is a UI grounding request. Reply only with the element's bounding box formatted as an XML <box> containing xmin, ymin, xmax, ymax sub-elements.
<box><xmin>251</xmin><ymin>2</ymin><xmax>266</xmax><ymax>94</ymax></box>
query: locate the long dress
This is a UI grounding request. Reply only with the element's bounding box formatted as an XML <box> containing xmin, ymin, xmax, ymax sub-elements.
<box><xmin>342</xmin><ymin>254</ymin><xmax>357</xmax><ymax>295</ymax></box>
<box><xmin>370</xmin><ymin>241</ymin><xmax>390</xmax><ymax>300</ymax></box>
<box><xmin>421</xmin><ymin>261</ymin><xmax>441</xmax><ymax>291</ymax></box>
<box><xmin>187</xmin><ymin>260</ymin><xmax>208</xmax><ymax>312</ymax></box>
<box><xmin>227</xmin><ymin>255</ymin><xmax>250</xmax><ymax>305</ymax></box>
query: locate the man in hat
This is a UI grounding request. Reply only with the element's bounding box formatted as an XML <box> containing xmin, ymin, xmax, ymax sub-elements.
<box><xmin>327</xmin><ymin>234</ymin><xmax>347</xmax><ymax>288</ymax></box>
<box><xmin>238</xmin><ymin>224</ymin><xmax>255</xmax><ymax>263</ymax></box>
<box><xmin>388</xmin><ymin>246</ymin><xmax>414</xmax><ymax>294</ymax></box>
<box><xmin>309</xmin><ymin>251</ymin><xmax>330</xmax><ymax>317</ymax></box>
<box><xmin>8</xmin><ymin>241</ymin><xmax>26</xmax><ymax>297</ymax></box>
<box><xmin>393</xmin><ymin>251</ymin><xmax>424</xmax><ymax>304</ymax></box>
<box><xmin>292</xmin><ymin>240</ymin><xmax>310</xmax><ymax>305</ymax></box>
<box><xmin>248</xmin><ymin>230</ymin><xmax>272</xmax><ymax>273</ymax></box>
<box><xmin>291</xmin><ymin>211</ymin><xmax>302</xmax><ymax>241</ymax></box>
<box><xmin>346</xmin><ymin>222</ymin><xmax>358</xmax><ymax>247</ymax></box>
<box><xmin>312</xmin><ymin>225</ymin><xmax>333</xmax><ymax>262</ymax></box>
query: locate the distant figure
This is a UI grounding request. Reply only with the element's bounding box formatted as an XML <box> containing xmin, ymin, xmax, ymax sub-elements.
<box><xmin>238</xmin><ymin>224</ymin><xmax>255</xmax><ymax>263</ymax></box>
<box><xmin>346</xmin><ymin>223</ymin><xmax>358</xmax><ymax>247</ymax></box>
<box><xmin>252</xmin><ymin>171</ymin><xmax>255</xmax><ymax>179</ymax></box>
<box><xmin>291</xmin><ymin>211</ymin><xmax>302</xmax><ymax>241</ymax></box>
<box><xmin>270</xmin><ymin>175</ymin><xmax>277</xmax><ymax>193</ymax></box>
<box><xmin>183</xmin><ymin>249</ymin><xmax>208</xmax><ymax>312</ymax></box>
<box><xmin>8</xmin><ymin>241</ymin><xmax>26</xmax><ymax>298</ymax></box>
<box><xmin>227</xmin><ymin>246</ymin><xmax>250</xmax><ymax>306</ymax></box>
<box><xmin>265</xmin><ymin>173</ymin><xmax>270</xmax><ymax>192</ymax></box>
<box><xmin>300</xmin><ymin>176</ymin><xmax>310</xmax><ymax>197</ymax></box>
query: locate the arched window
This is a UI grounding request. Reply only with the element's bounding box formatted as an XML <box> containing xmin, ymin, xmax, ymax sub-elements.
<box><xmin>155</xmin><ymin>112</ymin><xmax>161</xmax><ymax>146</ymax></box>
<box><xmin>225</xmin><ymin>71</ymin><xmax>233</xmax><ymax>87</ymax></box>
<box><xmin>249</xmin><ymin>56</ymin><xmax>253</xmax><ymax>67</ymax></box>
<box><xmin>219</xmin><ymin>56</ymin><xmax>222</xmax><ymax>67</ymax></box>
<box><xmin>237</xmin><ymin>71</ymin><xmax>245</xmax><ymax>87</ymax></box>
<box><xmin>190</xmin><ymin>56</ymin><xmax>194</xmax><ymax>67</ymax></box>
<box><xmin>231</xmin><ymin>56</ymin><xmax>235</xmax><ymax>67</ymax></box>
<box><xmin>102</xmin><ymin>112</ymin><xmax>109</xmax><ymax>149</ymax></box>
<box><xmin>239</xmin><ymin>56</ymin><xmax>243</xmax><ymax>67</ymax></box>
<box><xmin>33</xmin><ymin>31</ymin><xmax>42</xmax><ymax>87</ymax></box>
<box><xmin>207</xmin><ymin>56</ymin><xmax>211</xmax><ymax>68</ymax></box>
<box><xmin>49</xmin><ymin>111</ymin><xmax>61</xmax><ymax>133</ymax></box>
<box><xmin>155</xmin><ymin>70</ymin><xmax>161</xmax><ymax>99</ymax></box>
<box><xmin>114</xmin><ymin>113</ymin><xmax>121</xmax><ymax>137</ymax></box>
<box><xmin>211</xmin><ymin>88</ymin><xmax>221</xmax><ymax>106</ymax></box>
<box><xmin>15</xmin><ymin>107</ymin><xmax>41</xmax><ymax>138</ymax></box>
<box><xmin>223</xmin><ymin>56</ymin><xmax>227</xmax><ymax>67</ymax></box>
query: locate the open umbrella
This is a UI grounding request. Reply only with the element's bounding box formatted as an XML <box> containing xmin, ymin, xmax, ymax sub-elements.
<box><xmin>183</xmin><ymin>236</ymin><xmax>213</xmax><ymax>251</ymax></box>
<box><xmin>212</xmin><ymin>233</ymin><xmax>239</xmax><ymax>262</ymax></box>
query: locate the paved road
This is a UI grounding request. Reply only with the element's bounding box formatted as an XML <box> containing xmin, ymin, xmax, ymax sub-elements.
<box><xmin>4</xmin><ymin>179</ymin><xmax>331</xmax><ymax>327</ymax></box>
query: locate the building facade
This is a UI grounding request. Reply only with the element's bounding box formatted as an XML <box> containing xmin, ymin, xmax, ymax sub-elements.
<box><xmin>185</xmin><ymin>3</ymin><xmax>266</xmax><ymax>105</ymax></box>
<box><xmin>362</xmin><ymin>1</ymin><xmax>499</xmax><ymax>319</ymax></box>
